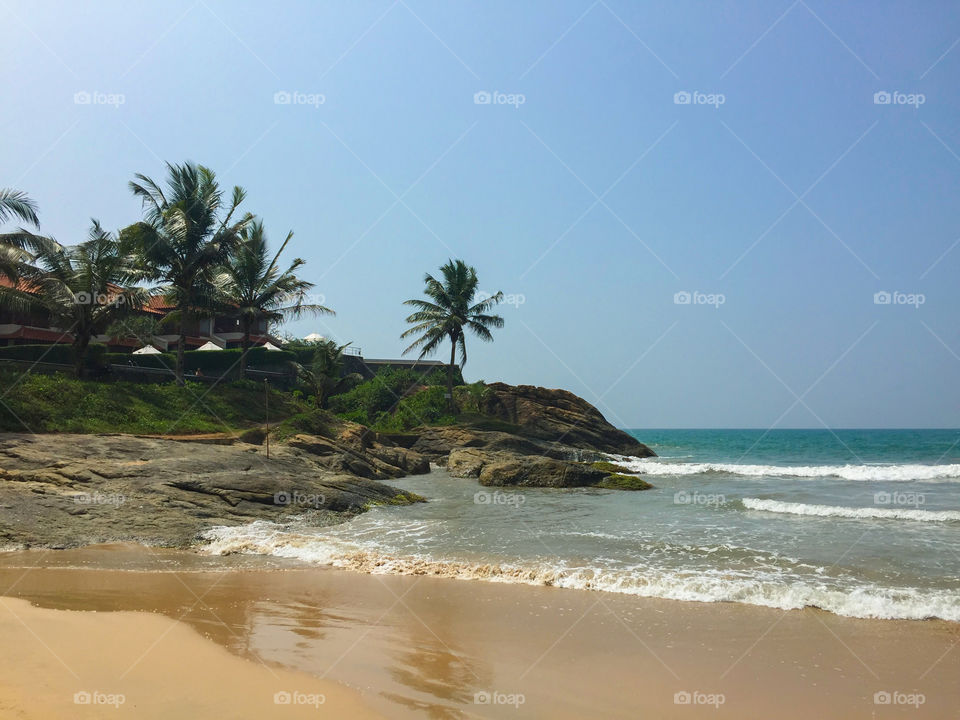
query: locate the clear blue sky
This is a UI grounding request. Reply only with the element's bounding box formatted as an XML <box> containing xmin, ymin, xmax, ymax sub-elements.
<box><xmin>3</xmin><ymin>1</ymin><xmax>959</xmax><ymax>428</ymax></box>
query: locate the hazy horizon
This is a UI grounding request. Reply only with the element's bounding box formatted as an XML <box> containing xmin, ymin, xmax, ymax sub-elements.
<box><xmin>3</xmin><ymin>0</ymin><xmax>959</xmax><ymax>429</ymax></box>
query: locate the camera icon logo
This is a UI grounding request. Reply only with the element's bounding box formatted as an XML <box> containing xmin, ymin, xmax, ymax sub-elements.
<box><xmin>674</xmin><ymin>691</ymin><xmax>692</xmax><ymax>704</ymax></box>
<box><xmin>874</xmin><ymin>491</ymin><xmax>891</xmax><ymax>505</ymax></box>
<box><xmin>474</xmin><ymin>691</ymin><xmax>491</xmax><ymax>704</ymax></box>
<box><xmin>473</xmin><ymin>491</ymin><xmax>491</xmax><ymax>505</ymax></box>
<box><xmin>874</xmin><ymin>691</ymin><xmax>891</xmax><ymax>705</ymax></box>
<box><xmin>73</xmin><ymin>91</ymin><xmax>91</xmax><ymax>105</ymax></box>
<box><xmin>673</xmin><ymin>490</ymin><xmax>691</xmax><ymax>505</ymax></box>
<box><xmin>274</xmin><ymin>491</ymin><xmax>291</xmax><ymax>505</ymax></box>
<box><xmin>274</xmin><ymin>691</ymin><xmax>292</xmax><ymax>705</ymax></box>
<box><xmin>873</xmin><ymin>91</ymin><xmax>891</xmax><ymax>105</ymax></box>
<box><xmin>674</xmin><ymin>91</ymin><xmax>691</xmax><ymax>105</ymax></box>
<box><xmin>674</xmin><ymin>291</ymin><xmax>691</xmax><ymax>305</ymax></box>
<box><xmin>474</xmin><ymin>91</ymin><xmax>492</xmax><ymax>105</ymax></box>
<box><xmin>873</xmin><ymin>291</ymin><xmax>891</xmax><ymax>305</ymax></box>
<box><xmin>74</xmin><ymin>691</ymin><xmax>92</xmax><ymax>705</ymax></box>
<box><xmin>274</xmin><ymin>91</ymin><xmax>291</xmax><ymax>105</ymax></box>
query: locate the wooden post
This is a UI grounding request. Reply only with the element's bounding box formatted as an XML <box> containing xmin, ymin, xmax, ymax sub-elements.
<box><xmin>264</xmin><ymin>377</ymin><xmax>270</xmax><ymax>459</ymax></box>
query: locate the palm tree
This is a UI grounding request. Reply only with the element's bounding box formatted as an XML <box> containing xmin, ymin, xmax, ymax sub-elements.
<box><xmin>0</xmin><ymin>189</ymin><xmax>39</xmax><ymax>227</ymax></box>
<box><xmin>214</xmin><ymin>220</ymin><xmax>332</xmax><ymax>377</ymax></box>
<box><xmin>292</xmin><ymin>339</ymin><xmax>361</xmax><ymax>408</ymax></box>
<box><xmin>31</xmin><ymin>221</ymin><xmax>148</xmax><ymax>377</ymax></box>
<box><xmin>125</xmin><ymin>161</ymin><xmax>252</xmax><ymax>384</ymax></box>
<box><xmin>0</xmin><ymin>189</ymin><xmax>51</xmax><ymax>287</ymax></box>
<box><xmin>401</xmin><ymin>259</ymin><xmax>504</xmax><ymax>411</ymax></box>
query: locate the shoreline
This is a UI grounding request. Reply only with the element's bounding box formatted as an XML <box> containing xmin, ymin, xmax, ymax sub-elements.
<box><xmin>1</xmin><ymin>545</ymin><xmax>957</xmax><ymax>718</ymax></box>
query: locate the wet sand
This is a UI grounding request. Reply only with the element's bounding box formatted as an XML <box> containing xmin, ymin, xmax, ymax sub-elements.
<box><xmin>0</xmin><ymin>545</ymin><xmax>957</xmax><ymax>718</ymax></box>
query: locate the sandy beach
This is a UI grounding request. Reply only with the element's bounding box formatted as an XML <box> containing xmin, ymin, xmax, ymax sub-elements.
<box><xmin>0</xmin><ymin>545</ymin><xmax>956</xmax><ymax>719</ymax></box>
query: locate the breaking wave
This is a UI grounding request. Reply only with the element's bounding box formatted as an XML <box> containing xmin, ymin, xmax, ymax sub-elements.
<box><xmin>742</xmin><ymin>498</ymin><xmax>960</xmax><ymax>523</ymax></box>
<box><xmin>200</xmin><ymin>521</ymin><xmax>960</xmax><ymax>622</ymax></box>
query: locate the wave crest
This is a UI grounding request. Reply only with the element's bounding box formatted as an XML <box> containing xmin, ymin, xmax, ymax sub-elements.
<box><xmin>742</xmin><ymin>498</ymin><xmax>960</xmax><ymax>523</ymax></box>
<box><xmin>613</xmin><ymin>458</ymin><xmax>960</xmax><ymax>482</ymax></box>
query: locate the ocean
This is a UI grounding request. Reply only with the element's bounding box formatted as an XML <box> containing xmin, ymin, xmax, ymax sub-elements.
<box><xmin>202</xmin><ymin>429</ymin><xmax>960</xmax><ymax>622</ymax></box>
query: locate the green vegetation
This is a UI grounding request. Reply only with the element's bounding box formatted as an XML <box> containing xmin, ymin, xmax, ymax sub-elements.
<box><xmin>596</xmin><ymin>473</ymin><xmax>653</xmax><ymax>491</ymax></box>
<box><xmin>590</xmin><ymin>460</ymin><xmax>634</xmax><ymax>474</ymax></box>
<box><xmin>214</xmin><ymin>220</ymin><xmax>331</xmax><ymax>375</ymax></box>
<box><xmin>290</xmin><ymin>339</ymin><xmax>361</xmax><ymax>408</ymax></box>
<box><xmin>0</xmin><ymin>371</ymin><xmax>303</xmax><ymax>434</ymax></box>
<box><xmin>401</xmin><ymin>259</ymin><xmax>504</xmax><ymax>411</ymax></box>
<box><xmin>126</xmin><ymin>162</ymin><xmax>255</xmax><ymax>383</ymax></box>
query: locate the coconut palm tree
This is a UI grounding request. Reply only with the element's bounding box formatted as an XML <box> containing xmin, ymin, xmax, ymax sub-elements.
<box><xmin>214</xmin><ymin>220</ymin><xmax>332</xmax><ymax>377</ymax></box>
<box><xmin>0</xmin><ymin>189</ymin><xmax>39</xmax><ymax>227</ymax></box>
<box><xmin>125</xmin><ymin>161</ymin><xmax>253</xmax><ymax>384</ymax></box>
<box><xmin>31</xmin><ymin>221</ymin><xmax>149</xmax><ymax>377</ymax></box>
<box><xmin>401</xmin><ymin>259</ymin><xmax>504</xmax><ymax>411</ymax></box>
<box><xmin>0</xmin><ymin>189</ymin><xmax>51</xmax><ymax>287</ymax></box>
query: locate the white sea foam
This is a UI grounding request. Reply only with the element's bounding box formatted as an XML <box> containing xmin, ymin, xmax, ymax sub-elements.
<box><xmin>200</xmin><ymin>521</ymin><xmax>960</xmax><ymax>622</ymax></box>
<box><xmin>742</xmin><ymin>498</ymin><xmax>960</xmax><ymax>523</ymax></box>
<box><xmin>612</xmin><ymin>457</ymin><xmax>960</xmax><ymax>482</ymax></box>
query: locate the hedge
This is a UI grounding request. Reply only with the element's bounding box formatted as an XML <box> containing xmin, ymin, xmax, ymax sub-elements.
<box><xmin>0</xmin><ymin>344</ymin><xmax>295</xmax><ymax>375</ymax></box>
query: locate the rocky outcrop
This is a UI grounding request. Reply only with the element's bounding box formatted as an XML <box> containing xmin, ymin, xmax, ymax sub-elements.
<box><xmin>0</xmin><ymin>433</ymin><xmax>422</xmax><ymax>549</ymax></box>
<box><xmin>480</xmin><ymin>383</ymin><xmax>654</xmax><ymax>457</ymax></box>
<box><xmin>448</xmin><ymin>448</ymin><xmax>651</xmax><ymax>490</ymax></box>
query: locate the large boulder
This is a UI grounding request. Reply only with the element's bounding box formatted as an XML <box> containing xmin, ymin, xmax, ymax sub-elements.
<box><xmin>480</xmin><ymin>383</ymin><xmax>654</xmax><ymax>457</ymax></box>
<box><xmin>479</xmin><ymin>456</ymin><xmax>609</xmax><ymax>488</ymax></box>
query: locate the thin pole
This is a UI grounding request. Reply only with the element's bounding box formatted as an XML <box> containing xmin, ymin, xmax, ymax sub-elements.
<box><xmin>264</xmin><ymin>377</ymin><xmax>270</xmax><ymax>459</ymax></box>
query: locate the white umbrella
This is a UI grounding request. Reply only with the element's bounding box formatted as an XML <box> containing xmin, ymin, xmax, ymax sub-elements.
<box><xmin>303</xmin><ymin>333</ymin><xmax>325</xmax><ymax>342</ymax></box>
<box><xmin>262</xmin><ymin>341</ymin><xmax>282</xmax><ymax>351</ymax></box>
<box><xmin>132</xmin><ymin>345</ymin><xmax>162</xmax><ymax>355</ymax></box>
<box><xmin>196</xmin><ymin>341</ymin><xmax>222</xmax><ymax>351</ymax></box>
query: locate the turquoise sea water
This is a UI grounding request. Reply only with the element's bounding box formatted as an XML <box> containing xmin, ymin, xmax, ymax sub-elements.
<box><xmin>203</xmin><ymin>429</ymin><xmax>960</xmax><ymax>621</ymax></box>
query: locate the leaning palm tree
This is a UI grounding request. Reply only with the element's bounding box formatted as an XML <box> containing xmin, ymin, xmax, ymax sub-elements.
<box><xmin>31</xmin><ymin>221</ymin><xmax>149</xmax><ymax>377</ymax></box>
<box><xmin>125</xmin><ymin>161</ymin><xmax>253</xmax><ymax>384</ymax></box>
<box><xmin>401</xmin><ymin>259</ymin><xmax>504</xmax><ymax>411</ymax></box>
<box><xmin>214</xmin><ymin>220</ymin><xmax>332</xmax><ymax>377</ymax></box>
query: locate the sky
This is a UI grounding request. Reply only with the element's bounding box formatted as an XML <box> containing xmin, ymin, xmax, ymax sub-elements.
<box><xmin>2</xmin><ymin>0</ymin><xmax>959</xmax><ymax>429</ymax></box>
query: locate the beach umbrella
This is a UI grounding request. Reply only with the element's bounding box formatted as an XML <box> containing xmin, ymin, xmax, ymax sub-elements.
<box><xmin>132</xmin><ymin>345</ymin><xmax>162</xmax><ymax>355</ymax></box>
<box><xmin>262</xmin><ymin>341</ymin><xmax>283</xmax><ymax>351</ymax></box>
<box><xmin>303</xmin><ymin>333</ymin><xmax>325</xmax><ymax>342</ymax></box>
<box><xmin>196</xmin><ymin>341</ymin><xmax>221</xmax><ymax>351</ymax></box>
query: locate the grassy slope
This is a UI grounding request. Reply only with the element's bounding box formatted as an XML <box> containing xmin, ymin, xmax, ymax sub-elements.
<box><xmin>0</xmin><ymin>372</ymin><xmax>306</xmax><ymax>434</ymax></box>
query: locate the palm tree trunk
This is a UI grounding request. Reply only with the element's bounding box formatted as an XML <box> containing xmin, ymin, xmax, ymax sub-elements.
<box><xmin>176</xmin><ymin>306</ymin><xmax>186</xmax><ymax>386</ymax></box>
<box><xmin>447</xmin><ymin>338</ymin><xmax>456</xmax><ymax>414</ymax></box>
<box><xmin>73</xmin><ymin>335</ymin><xmax>89</xmax><ymax>380</ymax></box>
<box><xmin>240</xmin><ymin>318</ymin><xmax>251</xmax><ymax>380</ymax></box>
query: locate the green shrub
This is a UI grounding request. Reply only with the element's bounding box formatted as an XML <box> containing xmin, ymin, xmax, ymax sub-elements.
<box><xmin>328</xmin><ymin>368</ymin><xmax>426</xmax><ymax>424</ymax></box>
<box><xmin>0</xmin><ymin>343</ymin><xmax>107</xmax><ymax>369</ymax></box>
<box><xmin>0</xmin><ymin>370</ymin><xmax>306</xmax><ymax>434</ymax></box>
